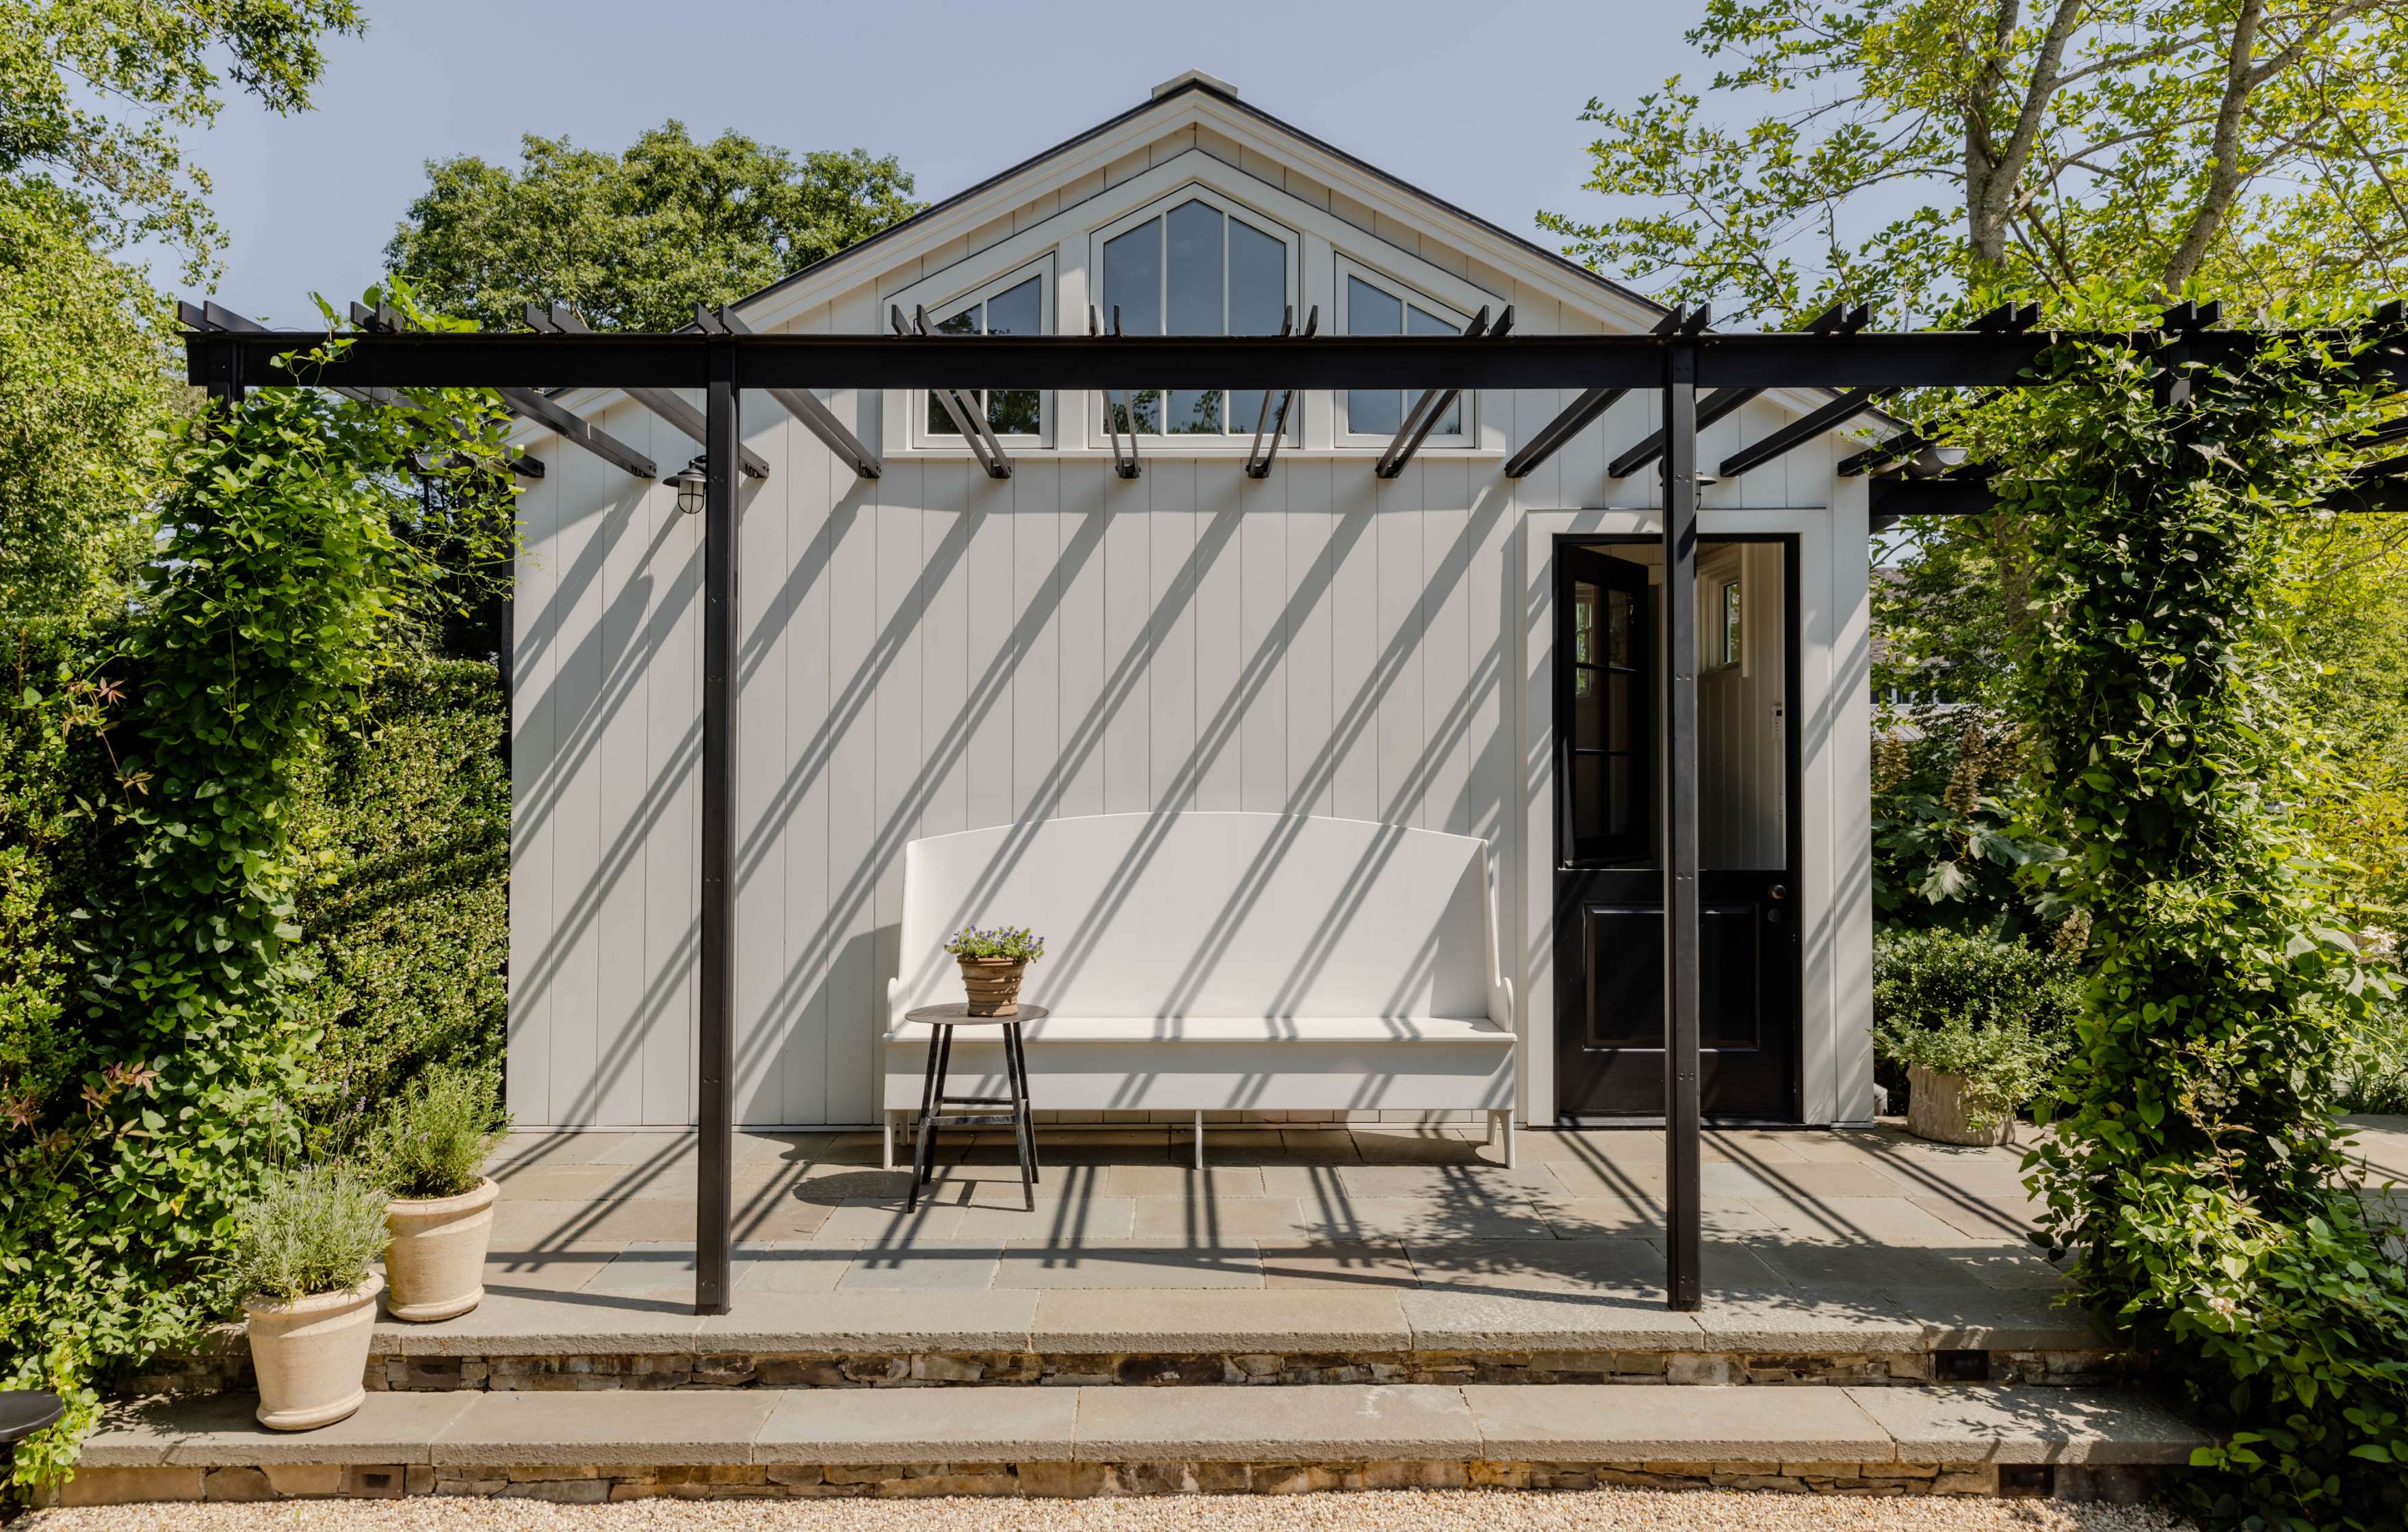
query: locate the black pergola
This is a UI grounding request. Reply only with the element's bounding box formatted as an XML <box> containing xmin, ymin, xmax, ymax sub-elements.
<box><xmin>184</xmin><ymin>304</ymin><xmax>2407</xmax><ymax>1316</ymax></box>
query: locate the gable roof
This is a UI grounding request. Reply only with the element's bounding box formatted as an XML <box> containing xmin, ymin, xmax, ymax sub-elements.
<box><xmin>727</xmin><ymin>71</ymin><xmax>1669</xmax><ymax>327</ymax></box>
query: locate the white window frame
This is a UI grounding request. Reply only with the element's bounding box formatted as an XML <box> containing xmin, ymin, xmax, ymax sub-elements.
<box><xmin>1332</xmin><ymin>254</ymin><xmax>1475</xmax><ymax>450</ymax></box>
<box><xmin>1084</xmin><ymin>185</ymin><xmax>1302</xmax><ymax>451</ymax></box>
<box><xmin>911</xmin><ymin>254</ymin><xmax>1056</xmax><ymax>451</ymax></box>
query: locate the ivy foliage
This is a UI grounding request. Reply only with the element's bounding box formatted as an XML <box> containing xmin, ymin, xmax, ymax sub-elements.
<box><xmin>1970</xmin><ymin>304</ymin><xmax>2408</xmax><ymax>1529</ymax></box>
<box><xmin>0</xmin><ymin>330</ymin><xmax>516</xmax><ymax>1486</ymax></box>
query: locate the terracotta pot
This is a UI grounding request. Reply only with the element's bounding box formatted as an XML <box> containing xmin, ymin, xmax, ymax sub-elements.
<box><xmin>959</xmin><ymin>957</ymin><xmax>1027</xmax><ymax>1016</ymax></box>
<box><xmin>383</xmin><ymin>1176</ymin><xmax>498</xmax><ymax>1323</ymax></box>
<box><xmin>245</xmin><ymin>1272</ymin><xmax>382</xmax><ymax>1431</ymax></box>
<box><xmin>1906</xmin><ymin>1064</ymin><xmax>2015</xmax><ymax>1147</ymax></box>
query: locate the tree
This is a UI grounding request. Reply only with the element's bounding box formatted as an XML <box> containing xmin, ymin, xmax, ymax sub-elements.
<box><xmin>0</xmin><ymin>0</ymin><xmax>366</xmax><ymax>274</ymax></box>
<box><xmin>1540</xmin><ymin>0</ymin><xmax>2408</xmax><ymax>328</ymax></box>
<box><xmin>383</xmin><ymin>122</ymin><xmax>924</xmax><ymax>332</ymax></box>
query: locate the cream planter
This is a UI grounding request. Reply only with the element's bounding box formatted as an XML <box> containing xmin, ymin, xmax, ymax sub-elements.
<box><xmin>383</xmin><ymin>1177</ymin><xmax>498</xmax><ymax>1323</ymax></box>
<box><xmin>245</xmin><ymin>1273</ymin><xmax>382</xmax><ymax>1431</ymax></box>
<box><xmin>1906</xmin><ymin>1064</ymin><xmax>2015</xmax><ymax>1147</ymax></box>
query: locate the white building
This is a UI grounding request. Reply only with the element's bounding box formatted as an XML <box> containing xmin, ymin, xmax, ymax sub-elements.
<box><xmin>502</xmin><ymin>71</ymin><xmax>1876</xmax><ymax>1137</ymax></box>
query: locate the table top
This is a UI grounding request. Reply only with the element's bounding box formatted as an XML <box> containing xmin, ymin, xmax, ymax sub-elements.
<box><xmin>901</xmin><ymin>1003</ymin><xmax>1048</xmax><ymax>1027</ymax></box>
<box><xmin>0</xmin><ymin>1388</ymin><xmax>64</xmax><ymax>1445</ymax></box>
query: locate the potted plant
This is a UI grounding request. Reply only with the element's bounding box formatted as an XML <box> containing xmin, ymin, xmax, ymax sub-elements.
<box><xmin>1872</xmin><ymin>927</ymin><xmax>2078</xmax><ymax>1146</ymax></box>
<box><xmin>234</xmin><ymin>1164</ymin><xmax>389</xmax><ymax>1430</ymax></box>
<box><xmin>371</xmin><ymin>1068</ymin><xmax>509</xmax><ymax>1322</ymax></box>
<box><xmin>944</xmin><ymin>925</ymin><xmax>1046</xmax><ymax>1016</ymax></box>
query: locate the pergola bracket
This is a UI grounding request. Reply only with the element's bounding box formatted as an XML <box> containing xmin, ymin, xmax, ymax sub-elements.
<box><xmin>1243</xmin><ymin>303</ymin><xmax>1317</xmax><ymax>480</ymax></box>
<box><xmin>1088</xmin><ymin>304</ymin><xmax>1142</xmax><ymax>480</ymax></box>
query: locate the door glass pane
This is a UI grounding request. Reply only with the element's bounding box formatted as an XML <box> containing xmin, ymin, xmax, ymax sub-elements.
<box><xmin>1608</xmin><ymin>674</ymin><xmax>1632</xmax><ymax>749</ymax></box>
<box><xmin>1573</xmin><ymin>756</ymin><xmax>1604</xmax><ymax>838</ymax></box>
<box><xmin>1344</xmin><ymin>275</ymin><xmax>1402</xmax><ymax>435</ymax></box>
<box><xmin>1608</xmin><ymin>756</ymin><xmax>1634</xmax><ymax>834</ymax></box>
<box><xmin>1607</xmin><ymin>588</ymin><xmax>1633</xmax><ymax>665</ymax></box>
<box><xmin>1408</xmin><ymin>304</ymin><xmax>1461</xmax><ymax>433</ymax></box>
<box><xmin>1699</xmin><ymin>543</ymin><xmax>1788</xmax><ymax>871</ymax></box>
<box><xmin>1572</xmin><ymin>579</ymin><xmax>1597</xmax><ymax>663</ymax></box>
<box><xmin>982</xmin><ymin>276</ymin><xmax>1041</xmax><ymax>434</ymax></box>
<box><xmin>1573</xmin><ymin>678</ymin><xmax>1603</xmax><ymax>748</ymax></box>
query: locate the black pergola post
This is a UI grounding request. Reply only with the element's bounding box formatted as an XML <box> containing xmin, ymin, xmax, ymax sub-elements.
<box><xmin>696</xmin><ymin>342</ymin><xmax>740</xmax><ymax>1315</ymax></box>
<box><xmin>1660</xmin><ymin>339</ymin><xmax>1703</xmax><ymax>1312</ymax></box>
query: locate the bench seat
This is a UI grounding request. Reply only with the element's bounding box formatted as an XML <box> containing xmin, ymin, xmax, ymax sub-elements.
<box><xmin>881</xmin><ymin>813</ymin><xmax>1517</xmax><ymax>1167</ymax></box>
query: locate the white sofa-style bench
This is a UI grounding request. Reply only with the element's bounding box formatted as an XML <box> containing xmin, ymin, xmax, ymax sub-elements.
<box><xmin>882</xmin><ymin>812</ymin><xmax>1518</xmax><ymax>1169</ymax></box>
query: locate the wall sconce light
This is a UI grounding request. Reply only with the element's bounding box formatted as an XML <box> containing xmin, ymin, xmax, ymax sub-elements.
<box><xmin>664</xmin><ymin>458</ymin><xmax>708</xmax><ymax>515</ymax></box>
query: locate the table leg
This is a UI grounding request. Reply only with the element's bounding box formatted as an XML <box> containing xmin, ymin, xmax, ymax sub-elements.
<box><xmin>908</xmin><ymin>1025</ymin><xmax>950</xmax><ymax>1213</ymax></box>
<box><xmin>1004</xmin><ymin>1022</ymin><xmax>1035</xmax><ymax>1211</ymax></box>
<box><xmin>1005</xmin><ymin>1020</ymin><xmax>1040</xmax><ymax>1188</ymax></box>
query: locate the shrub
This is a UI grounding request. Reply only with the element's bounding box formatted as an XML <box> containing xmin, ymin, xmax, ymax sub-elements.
<box><xmin>2331</xmin><ymin>990</ymin><xmax>2408</xmax><ymax>1115</ymax></box>
<box><xmin>229</xmin><ymin>1165</ymin><xmax>389</xmax><ymax>1306</ymax></box>
<box><xmin>290</xmin><ymin>660</ymin><xmax>508</xmax><ymax>1154</ymax></box>
<box><xmin>944</xmin><ymin>926</ymin><xmax>1045</xmax><ymax>963</ymax></box>
<box><xmin>1872</xmin><ymin>927</ymin><xmax>2080</xmax><ymax>1126</ymax></box>
<box><xmin>372</xmin><ymin>1067</ymin><xmax>508</xmax><ymax>1201</ymax></box>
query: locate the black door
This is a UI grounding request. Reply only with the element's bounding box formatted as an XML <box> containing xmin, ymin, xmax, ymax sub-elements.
<box><xmin>1554</xmin><ymin>538</ymin><xmax>1801</xmax><ymax>1122</ymax></box>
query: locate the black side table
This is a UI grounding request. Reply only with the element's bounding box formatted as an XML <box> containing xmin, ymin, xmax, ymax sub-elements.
<box><xmin>902</xmin><ymin>1003</ymin><xmax>1044</xmax><ymax>1213</ymax></box>
<box><xmin>0</xmin><ymin>1389</ymin><xmax>64</xmax><ymax>1449</ymax></box>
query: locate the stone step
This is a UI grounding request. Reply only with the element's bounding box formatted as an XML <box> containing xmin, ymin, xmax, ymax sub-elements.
<box><xmin>139</xmin><ymin>1283</ymin><xmax>2116</xmax><ymax>1396</ymax></box>
<box><xmin>63</xmin><ymin>1383</ymin><xmax>2207</xmax><ymax>1505</ymax></box>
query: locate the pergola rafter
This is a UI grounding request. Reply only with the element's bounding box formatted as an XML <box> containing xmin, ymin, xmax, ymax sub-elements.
<box><xmin>183</xmin><ymin>307</ymin><xmax>2408</xmax><ymax>1321</ymax></box>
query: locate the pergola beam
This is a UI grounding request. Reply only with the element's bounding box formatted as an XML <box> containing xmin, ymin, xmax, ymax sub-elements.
<box><xmin>345</xmin><ymin>302</ymin><xmax>654</xmax><ymax>479</ymax></box>
<box><xmin>696</xmin><ymin>306</ymin><xmax>882</xmax><ymax>479</ymax></box>
<box><xmin>527</xmin><ymin>305</ymin><xmax>770</xmax><ymax>479</ymax></box>
<box><xmin>1610</xmin><ymin>302</ymin><xmax>1867</xmax><ymax>479</ymax></box>
<box><xmin>1502</xmin><ymin>308</ymin><xmax>1701</xmax><ymax>480</ymax></box>
<box><xmin>1377</xmin><ymin>305</ymin><xmax>1511</xmax><ymax>478</ymax></box>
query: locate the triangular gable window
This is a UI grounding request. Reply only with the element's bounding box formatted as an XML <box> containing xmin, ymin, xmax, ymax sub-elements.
<box><xmin>1096</xmin><ymin>194</ymin><xmax>1293</xmax><ymax>438</ymax></box>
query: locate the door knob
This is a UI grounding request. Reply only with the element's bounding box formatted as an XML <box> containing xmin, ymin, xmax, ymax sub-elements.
<box><xmin>1768</xmin><ymin>884</ymin><xmax>1788</xmax><ymax>901</ymax></box>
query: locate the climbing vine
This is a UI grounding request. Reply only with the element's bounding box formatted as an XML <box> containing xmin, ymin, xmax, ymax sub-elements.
<box><xmin>1964</xmin><ymin>300</ymin><xmax>2408</xmax><ymax>1530</ymax></box>
<box><xmin>0</xmin><ymin>311</ymin><xmax>515</xmax><ymax>1487</ymax></box>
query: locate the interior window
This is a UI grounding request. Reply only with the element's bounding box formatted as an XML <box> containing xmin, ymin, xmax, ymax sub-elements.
<box><xmin>1101</xmin><ymin>199</ymin><xmax>1288</xmax><ymax>436</ymax></box>
<box><xmin>927</xmin><ymin>274</ymin><xmax>1043</xmax><ymax>436</ymax></box>
<box><xmin>1344</xmin><ymin>274</ymin><xmax>1461</xmax><ymax>438</ymax></box>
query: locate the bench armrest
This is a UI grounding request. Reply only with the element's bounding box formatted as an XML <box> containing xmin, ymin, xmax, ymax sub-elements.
<box><xmin>885</xmin><ymin>975</ymin><xmax>902</xmax><ymax>1031</ymax></box>
<box><xmin>1489</xmin><ymin>975</ymin><xmax>1515</xmax><ymax>1032</ymax></box>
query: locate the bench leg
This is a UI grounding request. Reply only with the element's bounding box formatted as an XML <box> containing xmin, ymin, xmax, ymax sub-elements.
<box><xmin>1194</xmin><ymin>1109</ymin><xmax>1205</xmax><ymax>1172</ymax></box>
<box><xmin>1500</xmin><ymin>1110</ymin><xmax>1517</xmax><ymax>1170</ymax></box>
<box><xmin>882</xmin><ymin>1111</ymin><xmax>894</xmax><ymax>1172</ymax></box>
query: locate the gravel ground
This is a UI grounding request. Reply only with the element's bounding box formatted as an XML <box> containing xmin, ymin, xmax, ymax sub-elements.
<box><xmin>14</xmin><ymin>1492</ymin><xmax>2197</xmax><ymax>1532</ymax></box>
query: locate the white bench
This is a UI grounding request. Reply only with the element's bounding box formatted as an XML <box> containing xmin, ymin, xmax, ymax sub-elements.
<box><xmin>882</xmin><ymin>812</ymin><xmax>1518</xmax><ymax>1169</ymax></box>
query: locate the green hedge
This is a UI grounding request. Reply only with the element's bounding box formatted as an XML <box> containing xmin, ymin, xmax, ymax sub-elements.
<box><xmin>290</xmin><ymin>660</ymin><xmax>508</xmax><ymax>1154</ymax></box>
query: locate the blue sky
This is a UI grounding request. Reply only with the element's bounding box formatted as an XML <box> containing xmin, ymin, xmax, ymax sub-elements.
<box><xmin>182</xmin><ymin>0</ymin><xmax>1702</xmax><ymax>325</ymax></box>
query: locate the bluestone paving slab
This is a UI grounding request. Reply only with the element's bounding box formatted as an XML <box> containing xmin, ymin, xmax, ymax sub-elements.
<box><xmin>586</xmin><ymin>1241</ymin><xmax>770</xmax><ymax>1294</ymax></box>
<box><xmin>1744</xmin><ymin>1240</ymin><xmax>1991</xmax><ymax>1289</ymax></box>
<box><xmin>83</xmin><ymin>1394</ymin><xmax>477</xmax><ymax>1467</ymax></box>
<box><xmin>1746</xmin><ymin>1195</ymin><xmax>1974</xmax><ymax>1247</ymax></box>
<box><xmin>1404</xmin><ymin>1239</ymin><xmax>1664</xmax><ymax>1293</ymax></box>
<box><xmin>488</xmin><ymin>1133</ymin><xmax>631</xmax><ymax>1170</ymax></box>
<box><xmin>1942</xmin><ymin>1247</ymin><xmax>2077</xmax><ymax>1292</ymax></box>
<box><xmin>1103</xmin><ymin>1165</ymin><xmax>1266</xmax><ymax>1198</ymax></box>
<box><xmin>584</xmin><ymin>1133</ymin><xmax>701</xmax><ymax>1168</ymax></box>
<box><xmin>1845</xmin><ymin>1386</ymin><xmax>2211</xmax><ymax>1464</ymax></box>
<box><xmin>477</xmin><ymin>1245</ymin><xmax>625</xmax><ymax>1295</ymax></box>
<box><xmin>834</xmin><ymin>1245</ymin><xmax>1002</xmax><ymax>1291</ymax></box>
<box><xmin>1878</xmin><ymin>1286</ymin><xmax>2095</xmax><ymax>1351</ymax></box>
<box><xmin>955</xmin><ymin>1198</ymin><xmax>1136</xmax><ymax>1241</ymax></box>
<box><xmin>488</xmin><ymin>1198</ymin><xmax>698</xmax><ymax>1245</ymax></box>
<box><xmin>1685</xmin><ymin>1291</ymin><xmax>1924</xmax><ymax>1354</ymax></box>
<box><xmin>371</xmin><ymin>1289</ymin><xmax>701</xmax><ymax>1356</ymax></box>
<box><xmin>810</xmin><ymin>1202</ymin><xmax>969</xmax><ymax>1243</ymax></box>
<box><xmin>1536</xmin><ymin>1197</ymin><xmax>1771</xmax><ymax>1240</ymax></box>
<box><xmin>431</xmin><ymin>1390</ymin><xmax>773</xmax><ymax>1467</ymax></box>
<box><xmin>735</xmin><ymin>1242</ymin><xmax>852</xmax><ymax>1294</ymax></box>
<box><xmin>1028</xmin><ymin>1289</ymin><xmax>1412</xmax><ymax>1353</ymax></box>
<box><xmin>1400</xmin><ymin>1289</ymin><xmax>1705</xmax><ymax>1351</ymax></box>
<box><xmin>1292</xmin><ymin>1196</ymin><xmax>1556</xmax><ymax>1243</ymax></box>
<box><xmin>1725</xmin><ymin>1163</ymin><xmax>1919</xmax><ymax>1200</ymax></box>
<box><xmin>1910</xmin><ymin>1194</ymin><xmax>2045</xmax><ymax>1241</ymax></box>
<box><xmin>1465</xmin><ymin>1384</ymin><xmax>1894</xmax><ymax>1462</ymax></box>
<box><xmin>994</xmin><ymin>1245</ymin><xmax>1262</xmax><ymax>1289</ymax></box>
<box><xmin>757</xmin><ymin>1387</ymin><xmax>1079</xmax><ymax>1466</ymax></box>
<box><xmin>696</xmin><ymin>1288</ymin><xmax>1038</xmax><ymax>1351</ymax></box>
<box><xmin>1330</xmin><ymin>1165</ymin><xmax>1565</xmax><ymax>1200</ymax></box>
<box><xmin>1133</xmin><ymin>1195</ymin><xmax>1309</xmax><ymax>1241</ymax></box>
<box><xmin>1257</xmin><ymin>1243</ymin><xmax>1420</xmax><ymax>1290</ymax></box>
<box><xmin>1072</xmin><ymin>1383</ymin><xmax>1480</xmax><ymax>1462</ymax></box>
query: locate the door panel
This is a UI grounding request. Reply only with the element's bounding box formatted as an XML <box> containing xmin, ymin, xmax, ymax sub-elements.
<box><xmin>1554</xmin><ymin>538</ymin><xmax>1801</xmax><ymax>1122</ymax></box>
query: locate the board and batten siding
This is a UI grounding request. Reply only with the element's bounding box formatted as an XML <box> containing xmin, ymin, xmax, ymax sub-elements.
<box><xmin>506</xmin><ymin>280</ymin><xmax>1864</xmax><ymax>1129</ymax></box>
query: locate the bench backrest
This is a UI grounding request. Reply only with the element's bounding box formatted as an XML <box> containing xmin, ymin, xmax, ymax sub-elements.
<box><xmin>891</xmin><ymin>813</ymin><xmax>1497</xmax><ymax>1021</ymax></box>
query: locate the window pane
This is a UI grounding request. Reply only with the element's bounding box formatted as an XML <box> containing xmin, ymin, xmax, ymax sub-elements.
<box><xmin>1228</xmin><ymin>388</ymin><xmax>1273</xmax><ymax>436</ymax></box>
<box><xmin>1164</xmin><ymin>200</ymin><xmax>1224</xmax><ymax>334</ymax></box>
<box><xmin>1345</xmin><ymin>276</ymin><xmax>1403</xmax><ymax>436</ymax></box>
<box><xmin>1114</xmin><ymin>389</ymin><xmax>1163</xmax><ymax>436</ymax></box>
<box><xmin>1228</xmin><ymin>220</ymin><xmax>1285</xmax><ymax>334</ymax></box>
<box><xmin>926</xmin><ymin>301</ymin><xmax>979</xmax><ymax>434</ymax></box>
<box><xmin>1164</xmin><ymin>202</ymin><xmax>1225</xmax><ymax>431</ymax></box>
<box><xmin>1102</xmin><ymin>218</ymin><xmax>1162</xmax><ymax>337</ymax></box>
<box><xmin>1409</xmin><ymin>304</ymin><xmax>1461</xmax><ymax>433</ymax></box>
<box><xmin>982</xmin><ymin>277</ymin><xmax>1041</xmax><ymax>433</ymax></box>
